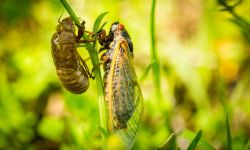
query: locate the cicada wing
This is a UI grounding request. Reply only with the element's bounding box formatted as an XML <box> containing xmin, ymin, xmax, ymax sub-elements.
<box><xmin>107</xmin><ymin>39</ymin><xmax>143</xmax><ymax>149</ymax></box>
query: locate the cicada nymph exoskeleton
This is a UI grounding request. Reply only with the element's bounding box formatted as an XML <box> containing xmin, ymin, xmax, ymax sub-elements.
<box><xmin>97</xmin><ymin>22</ymin><xmax>143</xmax><ymax>149</ymax></box>
<box><xmin>51</xmin><ymin>17</ymin><xmax>94</xmax><ymax>94</ymax></box>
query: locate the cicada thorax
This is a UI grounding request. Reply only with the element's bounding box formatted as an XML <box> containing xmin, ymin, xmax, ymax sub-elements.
<box><xmin>51</xmin><ymin>17</ymin><xmax>92</xmax><ymax>94</ymax></box>
<box><xmin>99</xmin><ymin>22</ymin><xmax>143</xmax><ymax>149</ymax></box>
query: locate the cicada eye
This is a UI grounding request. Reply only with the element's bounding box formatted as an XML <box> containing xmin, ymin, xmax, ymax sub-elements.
<box><xmin>117</xmin><ymin>24</ymin><xmax>124</xmax><ymax>30</ymax></box>
<box><xmin>111</xmin><ymin>24</ymin><xmax>118</xmax><ymax>32</ymax></box>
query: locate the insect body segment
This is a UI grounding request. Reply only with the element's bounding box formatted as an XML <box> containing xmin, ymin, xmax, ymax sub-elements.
<box><xmin>51</xmin><ymin>17</ymin><xmax>93</xmax><ymax>94</ymax></box>
<box><xmin>99</xmin><ymin>22</ymin><xmax>143</xmax><ymax>148</ymax></box>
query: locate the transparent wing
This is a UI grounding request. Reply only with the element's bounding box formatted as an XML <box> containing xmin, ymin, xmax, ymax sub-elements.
<box><xmin>107</xmin><ymin>38</ymin><xmax>143</xmax><ymax>149</ymax></box>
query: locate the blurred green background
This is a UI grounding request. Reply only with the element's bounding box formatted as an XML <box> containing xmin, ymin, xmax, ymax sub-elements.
<box><xmin>0</xmin><ymin>0</ymin><xmax>250</xmax><ymax>149</ymax></box>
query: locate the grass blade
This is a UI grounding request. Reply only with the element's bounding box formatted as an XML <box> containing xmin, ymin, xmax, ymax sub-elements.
<box><xmin>226</xmin><ymin>115</ymin><xmax>232</xmax><ymax>150</ymax></box>
<box><xmin>87</xmin><ymin>13</ymin><xmax>110</xmax><ymax>149</ymax></box>
<box><xmin>157</xmin><ymin>133</ymin><xmax>177</xmax><ymax>150</ymax></box>
<box><xmin>59</xmin><ymin>1</ymin><xmax>108</xmax><ymax>149</ymax></box>
<box><xmin>60</xmin><ymin>0</ymin><xmax>80</xmax><ymax>26</ymax></box>
<box><xmin>139</xmin><ymin>59</ymin><xmax>155</xmax><ymax>83</ymax></box>
<box><xmin>99</xmin><ymin>21</ymin><xmax>108</xmax><ymax>31</ymax></box>
<box><xmin>150</xmin><ymin>0</ymin><xmax>161</xmax><ymax>99</ymax></box>
<box><xmin>93</xmin><ymin>12</ymin><xmax>109</xmax><ymax>32</ymax></box>
<box><xmin>187</xmin><ymin>130</ymin><xmax>202</xmax><ymax>150</ymax></box>
<box><xmin>180</xmin><ymin>129</ymin><xmax>215</xmax><ymax>150</ymax></box>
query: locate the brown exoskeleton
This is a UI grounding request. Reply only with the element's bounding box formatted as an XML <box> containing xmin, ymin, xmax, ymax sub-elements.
<box><xmin>51</xmin><ymin>17</ymin><xmax>94</xmax><ymax>94</ymax></box>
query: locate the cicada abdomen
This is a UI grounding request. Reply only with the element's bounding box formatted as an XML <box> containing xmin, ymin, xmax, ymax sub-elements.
<box><xmin>51</xmin><ymin>17</ymin><xmax>92</xmax><ymax>94</ymax></box>
<box><xmin>100</xmin><ymin>22</ymin><xmax>143</xmax><ymax>149</ymax></box>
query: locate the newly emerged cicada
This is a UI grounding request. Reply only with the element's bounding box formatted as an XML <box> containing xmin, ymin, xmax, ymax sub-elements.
<box><xmin>51</xmin><ymin>17</ymin><xmax>93</xmax><ymax>94</ymax></box>
<box><xmin>97</xmin><ymin>22</ymin><xmax>143</xmax><ymax>149</ymax></box>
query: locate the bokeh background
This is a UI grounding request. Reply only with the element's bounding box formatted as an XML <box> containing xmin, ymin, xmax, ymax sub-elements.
<box><xmin>0</xmin><ymin>0</ymin><xmax>250</xmax><ymax>149</ymax></box>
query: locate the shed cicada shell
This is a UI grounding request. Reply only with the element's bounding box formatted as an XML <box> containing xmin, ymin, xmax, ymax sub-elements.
<box><xmin>51</xmin><ymin>17</ymin><xmax>93</xmax><ymax>94</ymax></box>
<box><xmin>97</xmin><ymin>22</ymin><xmax>143</xmax><ymax>149</ymax></box>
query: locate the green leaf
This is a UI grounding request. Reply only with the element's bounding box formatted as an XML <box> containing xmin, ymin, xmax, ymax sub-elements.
<box><xmin>99</xmin><ymin>21</ymin><xmax>108</xmax><ymax>31</ymax></box>
<box><xmin>93</xmin><ymin>12</ymin><xmax>109</xmax><ymax>32</ymax></box>
<box><xmin>180</xmin><ymin>129</ymin><xmax>215</xmax><ymax>150</ymax></box>
<box><xmin>140</xmin><ymin>59</ymin><xmax>155</xmax><ymax>83</ymax></box>
<box><xmin>187</xmin><ymin>130</ymin><xmax>202</xmax><ymax>150</ymax></box>
<box><xmin>60</xmin><ymin>0</ymin><xmax>81</xmax><ymax>26</ymax></box>
<box><xmin>150</xmin><ymin>0</ymin><xmax>161</xmax><ymax>100</ymax></box>
<box><xmin>157</xmin><ymin>133</ymin><xmax>177</xmax><ymax>150</ymax></box>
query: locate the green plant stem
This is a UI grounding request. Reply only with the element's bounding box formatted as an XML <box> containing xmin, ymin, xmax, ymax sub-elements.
<box><xmin>86</xmin><ymin>43</ymin><xmax>108</xmax><ymax>135</ymax></box>
<box><xmin>60</xmin><ymin>0</ymin><xmax>80</xmax><ymax>26</ymax></box>
<box><xmin>150</xmin><ymin>0</ymin><xmax>161</xmax><ymax>99</ymax></box>
<box><xmin>59</xmin><ymin>0</ymin><xmax>108</xmax><ymax>148</ymax></box>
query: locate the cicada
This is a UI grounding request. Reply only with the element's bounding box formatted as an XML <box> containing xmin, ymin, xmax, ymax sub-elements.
<box><xmin>98</xmin><ymin>22</ymin><xmax>143</xmax><ymax>149</ymax></box>
<box><xmin>51</xmin><ymin>17</ymin><xmax>93</xmax><ymax>94</ymax></box>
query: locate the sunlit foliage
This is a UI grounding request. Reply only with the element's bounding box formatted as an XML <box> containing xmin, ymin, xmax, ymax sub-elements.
<box><xmin>0</xmin><ymin>0</ymin><xmax>250</xmax><ymax>149</ymax></box>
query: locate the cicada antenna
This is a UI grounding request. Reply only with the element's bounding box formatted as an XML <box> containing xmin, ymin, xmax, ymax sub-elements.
<box><xmin>57</xmin><ymin>10</ymin><xmax>64</xmax><ymax>23</ymax></box>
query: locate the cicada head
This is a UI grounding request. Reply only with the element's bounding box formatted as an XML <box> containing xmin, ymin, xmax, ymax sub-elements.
<box><xmin>56</xmin><ymin>17</ymin><xmax>75</xmax><ymax>33</ymax></box>
<box><xmin>110</xmin><ymin>22</ymin><xmax>133</xmax><ymax>53</ymax></box>
<box><xmin>110</xmin><ymin>22</ymin><xmax>126</xmax><ymax>36</ymax></box>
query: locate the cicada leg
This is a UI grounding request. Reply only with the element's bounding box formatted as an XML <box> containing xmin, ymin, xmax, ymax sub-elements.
<box><xmin>76</xmin><ymin>20</ymin><xmax>95</xmax><ymax>42</ymax></box>
<box><xmin>93</xmin><ymin>29</ymin><xmax>114</xmax><ymax>52</ymax></box>
<box><xmin>88</xmin><ymin>52</ymin><xmax>109</xmax><ymax>79</ymax></box>
<box><xmin>78</xmin><ymin>53</ymin><xmax>95</xmax><ymax>79</ymax></box>
<box><xmin>78</xmin><ymin>39</ymin><xmax>95</xmax><ymax>43</ymax></box>
<box><xmin>85</xmin><ymin>30</ymin><xmax>95</xmax><ymax>36</ymax></box>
